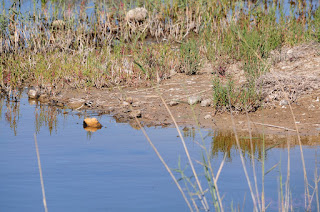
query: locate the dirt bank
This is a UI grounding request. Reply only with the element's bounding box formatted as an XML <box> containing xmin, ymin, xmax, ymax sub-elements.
<box><xmin>20</xmin><ymin>43</ymin><xmax>320</xmax><ymax>136</ymax></box>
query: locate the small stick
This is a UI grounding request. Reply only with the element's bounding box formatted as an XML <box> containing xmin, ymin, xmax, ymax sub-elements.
<box><xmin>34</xmin><ymin>133</ymin><xmax>48</xmax><ymax>212</ymax></box>
<box><xmin>251</xmin><ymin>122</ymin><xmax>296</xmax><ymax>132</ymax></box>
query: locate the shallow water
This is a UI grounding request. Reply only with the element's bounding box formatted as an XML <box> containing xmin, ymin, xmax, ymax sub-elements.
<box><xmin>0</xmin><ymin>91</ymin><xmax>319</xmax><ymax>211</ymax></box>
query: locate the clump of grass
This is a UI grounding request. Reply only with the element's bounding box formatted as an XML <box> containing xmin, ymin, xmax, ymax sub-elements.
<box><xmin>212</xmin><ymin>77</ymin><xmax>261</xmax><ymax>112</ymax></box>
<box><xmin>314</xmin><ymin>7</ymin><xmax>320</xmax><ymax>42</ymax></box>
<box><xmin>179</xmin><ymin>38</ymin><xmax>201</xmax><ymax>75</ymax></box>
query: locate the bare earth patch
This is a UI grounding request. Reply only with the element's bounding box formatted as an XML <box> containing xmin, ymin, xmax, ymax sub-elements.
<box><xmin>29</xmin><ymin>43</ymin><xmax>320</xmax><ymax>136</ymax></box>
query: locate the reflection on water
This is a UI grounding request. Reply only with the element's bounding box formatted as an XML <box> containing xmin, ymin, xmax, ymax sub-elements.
<box><xmin>211</xmin><ymin>131</ymin><xmax>264</xmax><ymax>161</ymax></box>
<box><xmin>33</xmin><ymin>99</ymin><xmax>58</xmax><ymax>134</ymax></box>
<box><xmin>1</xmin><ymin>93</ymin><xmax>320</xmax><ymax>155</ymax></box>
<box><xmin>0</xmin><ymin>93</ymin><xmax>319</xmax><ymax>211</ymax></box>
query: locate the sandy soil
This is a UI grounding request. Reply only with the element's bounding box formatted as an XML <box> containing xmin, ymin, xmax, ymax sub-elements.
<box><xmin>28</xmin><ymin>43</ymin><xmax>320</xmax><ymax>137</ymax></box>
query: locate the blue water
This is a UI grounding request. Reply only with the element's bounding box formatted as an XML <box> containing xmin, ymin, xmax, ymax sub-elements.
<box><xmin>0</xmin><ymin>92</ymin><xmax>319</xmax><ymax>211</ymax></box>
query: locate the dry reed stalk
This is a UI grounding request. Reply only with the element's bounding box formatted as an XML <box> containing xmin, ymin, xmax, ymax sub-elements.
<box><xmin>315</xmin><ymin>154</ymin><xmax>319</xmax><ymax>212</ymax></box>
<box><xmin>159</xmin><ymin>95</ymin><xmax>210</xmax><ymax>211</ymax></box>
<box><xmin>284</xmin><ymin>135</ymin><xmax>291</xmax><ymax>211</ymax></box>
<box><xmin>228</xmin><ymin>95</ymin><xmax>259</xmax><ymax>212</ymax></box>
<box><xmin>279</xmin><ymin>84</ymin><xmax>311</xmax><ymax>209</ymax></box>
<box><xmin>251</xmin><ymin>122</ymin><xmax>296</xmax><ymax>132</ymax></box>
<box><xmin>246</xmin><ymin>110</ymin><xmax>262</xmax><ymax>211</ymax></box>
<box><xmin>34</xmin><ymin>133</ymin><xmax>48</xmax><ymax>212</ymax></box>
<box><xmin>188</xmin><ymin>104</ymin><xmax>224</xmax><ymax>211</ymax></box>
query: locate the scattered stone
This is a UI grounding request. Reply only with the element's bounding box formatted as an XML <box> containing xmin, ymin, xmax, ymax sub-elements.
<box><xmin>169</xmin><ymin>69</ymin><xmax>177</xmax><ymax>77</ymax></box>
<box><xmin>279</xmin><ymin>99</ymin><xmax>289</xmax><ymax>106</ymax></box>
<box><xmin>122</xmin><ymin>101</ymin><xmax>130</xmax><ymax>106</ymax></box>
<box><xmin>126</xmin><ymin>7</ymin><xmax>148</xmax><ymax>22</ymax></box>
<box><xmin>28</xmin><ymin>89</ymin><xmax>40</xmax><ymax>99</ymax></box>
<box><xmin>83</xmin><ymin>117</ymin><xmax>102</xmax><ymax>128</ymax></box>
<box><xmin>188</xmin><ymin>96</ymin><xmax>202</xmax><ymax>105</ymax></box>
<box><xmin>201</xmin><ymin>99</ymin><xmax>212</xmax><ymax>107</ymax></box>
<box><xmin>143</xmin><ymin>114</ymin><xmax>152</xmax><ymax>120</ymax></box>
<box><xmin>204</xmin><ymin>114</ymin><xmax>212</xmax><ymax>120</ymax></box>
<box><xmin>129</xmin><ymin>110</ymin><xmax>142</xmax><ymax>118</ymax></box>
<box><xmin>38</xmin><ymin>94</ymin><xmax>49</xmax><ymax>102</ymax></box>
<box><xmin>169</xmin><ymin>100</ymin><xmax>179</xmax><ymax>106</ymax></box>
<box><xmin>126</xmin><ymin>97</ymin><xmax>134</xmax><ymax>104</ymax></box>
<box><xmin>132</xmin><ymin>102</ymin><xmax>140</xmax><ymax>107</ymax></box>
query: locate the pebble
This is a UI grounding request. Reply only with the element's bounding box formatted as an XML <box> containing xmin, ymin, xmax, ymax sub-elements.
<box><xmin>126</xmin><ymin>97</ymin><xmax>134</xmax><ymax>104</ymax></box>
<box><xmin>201</xmin><ymin>99</ymin><xmax>212</xmax><ymax>107</ymax></box>
<box><xmin>204</xmin><ymin>114</ymin><xmax>212</xmax><ymax>120</ymax></box>
<box><xmin>38</xmin><ymin>94</ymin><xmax>49</xmax><ymax>102</ymax></box>
<box><xmin>169</xmin><ymin>100</ymin><xmax>179</xmax><ymax>106</ymax></box>
<box><xmin>132</xmin><ymin>102</ymin><xmax>140</xmax><ymax>107</ymax></box>
<box><xmin>169</xmin><ymin>69</ymin><xmax>177</xmax><ymax>77</ymax></box>
<box><xmin>28</xmin><ymin>89</ymin><xmax>39</xmax><ymax>99</ymax></box>
<box><xmin>126</xmin><ymin>7</ymin><xmax>148</xmax><ymax>22</ymax></box>
<box><xmin>123</xmin><ymin>101</ymin><xmax>130</xmax><ymax>106</ymax></box>
<box><xmin>279</xmin><ymin>99</ymin><xmax>289</xmax><ymax>106</ymax></box>
<box><xmin>129</xmin><ymin>110</ymin><xmax>142</xmax><ymax>118</ymax></box>
<box><xmin>188</xmin><ymin>96</ymin><xmax>201</xmax><ymax>105</ymax></box>
<box><xmin>83</xmin><ymin>117</ymin><xmax>102</xmax><ymax>128</ymax></box>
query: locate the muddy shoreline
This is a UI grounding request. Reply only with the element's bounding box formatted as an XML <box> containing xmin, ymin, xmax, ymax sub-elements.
<box><xmin>23</xmin><ymin>72</ymin><xmax>320</xmax><ymax>137</ymax></box>
<box><xmin>2</xmin><ymin>43</ymin><xmax>320</xmax><ymax>137</ymax></box>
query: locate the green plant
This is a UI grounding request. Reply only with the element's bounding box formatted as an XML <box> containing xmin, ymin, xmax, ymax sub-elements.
<box><xmin>180</xmin><ymin>39</ymin><xmax>201</xmax><ymax>75</ymax></box>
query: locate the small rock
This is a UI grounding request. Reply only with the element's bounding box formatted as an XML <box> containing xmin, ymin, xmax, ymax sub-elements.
<box><xmin>126</xmin><ymin>7</ymin><xmax>148</xmax><ymax>22</ymax></box>
<box><xmin>143</xmin><ymin>114</ymin><xmax>152</xmax><ymax>120</ymax></box>
<box><xmin>132</xmin><ymin>102</ymin><xmax>140</xmax><ymax>107</ymax></box>
<box><xmin>204</xmin><ymin>114</ymin><xmax>212</xmax><ymax>120</ymax></box>
<box><xmin>188</xmin><ymin>96</ymin><xmax>202</xmax><ymax>105</ymax></box>
<box><xmin>38</xmin><ymin>94</ymin><xmax>49</xmax><ymax>102</ymax></box>
<box><xmin>169</xmin><ymin>69</ymin><xmax>177</xmax><ymax>77</ymax></box>
<box><xmin>169</xmin><ymin>100</ymin><xmax>179</xmax><ymax>106</ymax></box>
<box><xmin>83</xmin><ymin>117</ymin><xmax>102</xmax><ymax>128</ymax></box>
<box><xmin>123</xmin><ymin>101</ymin><xmax>130</xmax><ymax>106</ymax></box>
<box><xmin>129</xmin><ymin>110</ymin><xmax>142</xmax><ymax>118</ymax></box>
<box><xmin>126</xmin><ymin>97</ymin><xmax>134</xmax><ymax>104</ymax></box>
<box><xmin>201</xmin><ymin>99</ymin><xmax>212</xmax><ymax>107</ymax></box>
<box><xmin>28</xmin><ymin>89</ymin><xmax>40</xmax><ymax>99</ymax></box>
<box><xmin>279</xmin><ymin>99</ymin><xmax>289</xmax><ymax>106</ymax></box>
